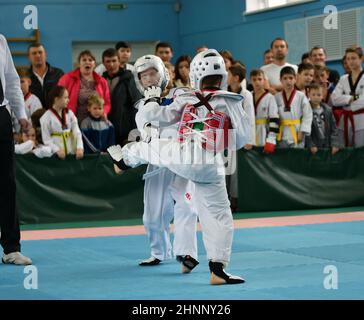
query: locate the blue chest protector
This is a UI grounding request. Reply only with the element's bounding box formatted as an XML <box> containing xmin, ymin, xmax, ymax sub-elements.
<box><xmin>161</xmin><ymin>97</ymin><xmax>174</xmax><ymax>106</ymax></box>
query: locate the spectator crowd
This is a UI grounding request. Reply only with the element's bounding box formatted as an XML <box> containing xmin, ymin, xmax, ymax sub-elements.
<box><xmin>11</xmin><ymin>39</ymin><xmax>364</xmax><ymax>209</ymax></box>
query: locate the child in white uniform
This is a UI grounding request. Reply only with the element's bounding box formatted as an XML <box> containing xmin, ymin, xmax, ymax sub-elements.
<box><xmin>331</xmin><ymin>47</ymin><xmax>364</xmax><ymax>147</ymax></box>
<box><xmin>275</xmin><ymin>67</ymin><xmax>312</xmax><ymax>148</ymax></box>
<box><xmin>250</xmin><ymin>69</ymin><xmax>279</xmax><ymax>151</ymax></box>
<box><xmin>131</xmin><ymin>55</ymin><xmax>199</xmax><ymax>272</ymax></box>
<box><xmin>40</xmin><ymin>86</ymin><xmax>84</xmax><ymax>159</ymax></box>
<box><xmin>109</xmin><ymin>49</ymin><xmax>250</xmax><ymax>285</ymax></box>
<box><xmin>15</xmin><ymin>124</ymin><xmax>53</xmax><ymax>158</ymax></box>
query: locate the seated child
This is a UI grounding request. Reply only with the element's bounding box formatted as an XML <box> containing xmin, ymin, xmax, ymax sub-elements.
<box><xmin>80</xmin><ymin>94</ymin><xmax>115</xmax><ymax>154</ymax></box>
<box><xmin>30</xmin><ymin>108</ymin><xmax>47</xmax><ymax>144</ymax></box>
<box><xmin>15</xmin><ymin>125</ymin><xmax>37</xmax><ymax>155</ymax></box>
<box><xmin>14</xmin><ymin>123</ymin><xmax>53</xmax><ymax>158</ymax></box>
<box><xmin>40</xmin><ymin>86</ymin><xmax>84</xmax><ymax>160</ymax></box>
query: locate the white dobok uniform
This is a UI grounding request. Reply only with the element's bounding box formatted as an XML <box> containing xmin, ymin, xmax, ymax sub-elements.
<box><xmin>134</xmin><ymin>87</ymin><xmax>198</xmax><ymax>261</ymax></box>
<box><xmin>123</xmin><ymin>90</ymin><xmax>251</xmax><ymax>265</ymax></box>
<box><xmin>253</xmin><ymin>91</ymin><xmax>279</xmax><ymax>147</ymax></box>
<box><xmin>40</xmin><ymin>108</ymin><xmax>83</xmax><ymax>154</ymax></box>
<box><xmin>275</xmin><ymin>89</ymin><xmax>312</xmax><ymax>148</ymax></box>
<box><xmin>331</xmin><ymin>72</ymin><xmax>364</xmax><ymax>147</ymax></box>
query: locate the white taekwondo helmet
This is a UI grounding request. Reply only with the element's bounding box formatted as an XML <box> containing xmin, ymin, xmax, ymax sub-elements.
<box><xmin>189</xmin><ymin>49</ymin><xmax>228</xmax><ymax>90</ymax></box>
<box><xmin>133</xmin><ymin>54</ymin><xmax>170</xmax><ymax>95</ymax></box>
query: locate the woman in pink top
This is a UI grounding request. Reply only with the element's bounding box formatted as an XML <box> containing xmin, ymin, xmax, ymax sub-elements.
<box><xmin>58</xmin><ymin>50</ymin><xmax>111</xmax><ymax>123</ymax></box>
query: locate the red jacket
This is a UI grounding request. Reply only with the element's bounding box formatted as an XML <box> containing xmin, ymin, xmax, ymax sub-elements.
<box><xmin>58</xmin><ymin>68</ymin><xmax>111</xmax><ymax>115</ymax></box>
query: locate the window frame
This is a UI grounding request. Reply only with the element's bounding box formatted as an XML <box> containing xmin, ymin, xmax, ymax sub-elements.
<box><xmin>243</xmin><ymin>0</ymin><xmax>317</xmax><ymax>16</ymax></box>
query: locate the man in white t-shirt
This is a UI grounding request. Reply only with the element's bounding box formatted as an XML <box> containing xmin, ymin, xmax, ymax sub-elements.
<box><xmin>260</xmin><ymin>38</ymin><xmax>298</xmax><ymax>94</ymax></box>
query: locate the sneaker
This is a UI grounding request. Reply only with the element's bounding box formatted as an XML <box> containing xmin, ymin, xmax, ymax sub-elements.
<box><xmin>209</xmin><ymin>261</ymin><xmax>245</xmax><ymax>285</ymax></box>
<box><xmin>2</xmin><ymin>252</ymin><xmax>32</xmax><ymax>266</ymax></box>
<box><xmin>139</xmin><ymin>257</ymin><xmax>161</xmax><ymax>266</ymax></box>
<box><xmin>176</xmin><ymin>255</ymin><xmax>199</xmax><ymax>274</ymax></box>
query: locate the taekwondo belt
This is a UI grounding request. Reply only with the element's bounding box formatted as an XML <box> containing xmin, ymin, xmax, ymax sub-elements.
<box><xmin>51</xmin><ymin>131</ymin><xmax>71</xmax><ymax>154</ymax></box>
<box><xmin>332</xmin><ymin>106</ymin><xmax>343</xmax><ymax>126</ymax></box>
<box><xmin>255</xmin><ymin>119</ymin><xmax>268</xmax><ymax>125</ymax></box>
<box><xmin>277</xmin><ymin>119</ymin><xmax>301</xmax><ymax>145</ymax></box>
<box><xmin>341</xmin><ymin>108</ymin><xmax>364</xmax><ymax>146</ymax></box>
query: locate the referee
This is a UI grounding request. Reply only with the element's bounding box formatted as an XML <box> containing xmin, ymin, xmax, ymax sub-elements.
<box><xmin>0</xmin><ymin>34</ymin><xmax>32</xmax><ymax>265</ymax></box>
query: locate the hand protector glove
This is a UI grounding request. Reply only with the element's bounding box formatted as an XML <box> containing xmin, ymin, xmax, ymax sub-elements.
<box><xmin>263</xmin><ymin>133</ymin><xmax>276</xmax><ymax>154</ymax></box>
<box><xmin>107</xmin><ymin>144</ymin><xmax>123</xmax><ymax>162</ymax></box>
<box><xmin>144</xmin><ymin>86</ymin><xmax>162</xmax><ymax>104</ymax></box>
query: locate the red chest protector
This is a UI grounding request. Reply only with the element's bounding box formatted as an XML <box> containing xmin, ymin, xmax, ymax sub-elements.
<box><xmin>177</xmin><ymin>91</ymin><xmax>231</xmax><ymax>153</ymax></box>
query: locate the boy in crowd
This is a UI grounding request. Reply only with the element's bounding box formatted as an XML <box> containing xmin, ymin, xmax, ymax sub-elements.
<box><xmin>155</xmin><ymin>42</ymin><xmax>174</xmax><ymax>63</ymax></box>
<box><xmin>314</xmin><ymin>65</ymin><xmax>335</xmax><ymax>104</ymax></box>
<box><xmin>12</xmin><ymin>70</ymin><xmax>43</xmax><ymax>142</ymax></box>
<box><xmin>80</xmin><ymin>94</ymin><xmax>115</xmax><ymax>154</ymax></box>
<box><xmin>102</xmin><ymin>48</ymin><xmax>141</xmax><ymax>146</ymax></box>
<box><xmin>226</xmin><ymin>63</ymin><xmax>254</xmax><ymax>211</ymax></box>
<box><xmin>275</xmin><ymin>66</ymin><xmax>312</xmax><ymax>148</ymax></box>
<box><xmin>296</xmin><ymin>63</ymin><xmax>315</xmax><ymax>95</ymax></box>
<box><xmin>305</xmin><ymin>83</ymin><xmax>340</xmax><ymax>155</ymax></box>
<box><xmin>250</xmin><ymin>69</ymin><xmax>279</xmax><ymax>152</ymax></box>
<box><xmin>263</xmin><ymin>49</ymin><xmax>274</xmax><ymax>65</ymax></box>
<box><xmin>95</xmin><ymin>41</ymin><xmax>134</xmax><ymax>75</ymax></box>
<box><xmin>164</xmin><ymin>62</ymin><xmax>176</xmax><ymax>89</ymax></box>
<box><xmin>19</xmin><ymin>70</ymin><xmax>43</xmax><ymax>118</ymax></box>
<box><xmin>331</xmin><ymin>46</ymin><xmax>364</xmax><ymax>147</ymax></box>
<box><xmin>227</xmin><ymin>64</ymin><xmax>255</xmax><ymax>148</ymax></box>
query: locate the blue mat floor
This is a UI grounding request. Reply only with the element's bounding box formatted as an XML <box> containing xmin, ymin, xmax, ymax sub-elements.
<box><xmin>1</xmin><ymin>221</ymin><xmax>364</xmax><ymax>300</ymax></box>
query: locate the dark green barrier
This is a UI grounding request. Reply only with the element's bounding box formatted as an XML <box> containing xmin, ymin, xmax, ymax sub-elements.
<box><xmin>16</xmin><ymin>148</ymin><xmax>364</xmax><ymax>225</ymax></box>
<box><xmin>16</xmin><ymin>154</ymin><xmax>146</xmax><ymax>224</ymax></box>
<box><xmin>238</xmin><ymin>147</ymin><xmax>364</xmax><ymax>212</ymax></box>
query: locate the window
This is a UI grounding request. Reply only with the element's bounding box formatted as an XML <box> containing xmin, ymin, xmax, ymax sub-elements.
<box><xmin>284</xmin><ymin>7</ymin><xmax>361</xmax><ymax>63</ymax></box>
<box><xmin>245</xmin><ymin>0</ymin><xmax>315</xmax><ymax>15</ymax></box>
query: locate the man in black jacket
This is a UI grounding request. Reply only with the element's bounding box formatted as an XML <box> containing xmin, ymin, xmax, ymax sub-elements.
<box><xmin>102</xmin><ymin>48</ymin><xmax>142</xmax><ymax>145</ymax></box>
<box><xmin>309</xmin><ymin>46</ymin><xmax>340</xmax><ymax>85</ymax></box>
<box><xmin>0</xmin><ymin>34</ymin><xmax>32</xmax><ymax>265</ymax></box>
<box><xmin>27</xmin><ymin>43</ymin><xmax>64</xmax><ymax>109</ymax></box>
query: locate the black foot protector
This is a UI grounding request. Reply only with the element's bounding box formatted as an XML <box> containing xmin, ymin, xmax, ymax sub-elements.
<box><xmin>209</xmin><ymin>261</ymin><xmax>245</xmax><ymax>285</ymax></box>
<box><xmin>177</xmin><ymin>255</ymin><xmax>199</xmax><ymax>273</ymax></box>
<box><xmin>139</xmin><ymin>257</ymin><xmax>161</xmax><ymax>266</ymax></box>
